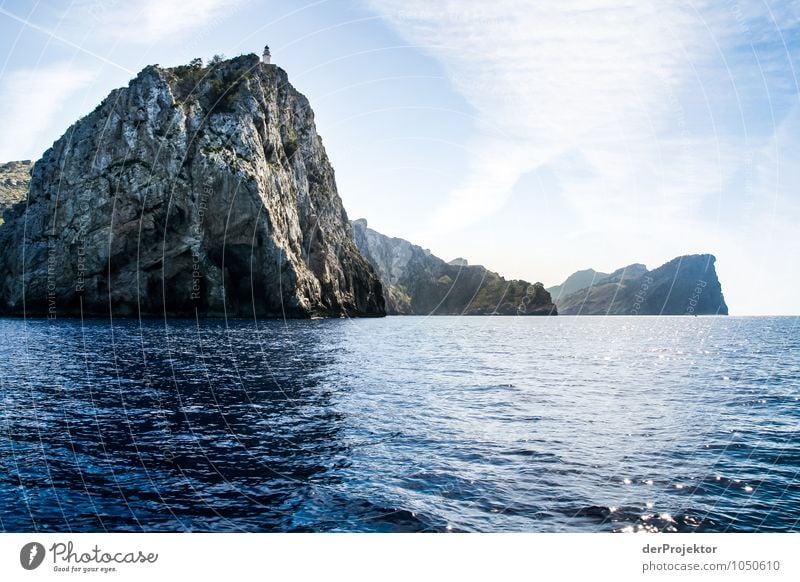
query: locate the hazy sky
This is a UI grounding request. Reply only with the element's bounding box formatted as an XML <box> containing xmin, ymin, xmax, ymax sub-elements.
<box><xmin>0</xmin><ymin>0</ymin><xmax>798</xmax><ymax>314</ymax></box>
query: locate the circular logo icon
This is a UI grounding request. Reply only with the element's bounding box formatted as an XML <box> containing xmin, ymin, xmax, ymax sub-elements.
<box><xmin>20</xmin><ymin>542</ymin><xmax>46</xmax><ymax>570</ymax></box>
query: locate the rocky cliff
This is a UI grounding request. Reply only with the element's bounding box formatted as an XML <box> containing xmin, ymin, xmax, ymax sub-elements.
<box><xmin>548</xmin><ymin>268</ymin><xmax>603</xmax><ymax>305</ymax></box>
<box><xmin>0</xmin><ymin>160</ymin><xmax>31</xmax><ymax>225</ymax></box>
<box><xmin>0</xmin><ymin>55</ymin><xmax>384</xmax><ymax>318</ymax></box>
<box><xmin>547</xmin><ymin>264</ymin><xmax>650</xmax><ymax>304</ymax></box>
<box><xmin>553</xmin><ymin>255</ymin><xmax>728</xmax><ymax>315</ymax></box>
<box><xmin>352</xmin><ymin>219</ymin><xmax>556</xmax><ymax>315</ymax></box>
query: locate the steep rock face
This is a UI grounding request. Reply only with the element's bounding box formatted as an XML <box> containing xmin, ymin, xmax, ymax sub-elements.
<box><xmin>0</xmin><ymin>160</ymin><xmax>31</xmax><ymax>225</ymax></box>
<box><xmin>352</xmin><ymin>219</ymin><xmax>556</xmax><ymax>315</ymax></box>
<box><xmin>0</xmin><ymin>55</ymin><xmax>384</xmax><ymax>318</ymax></box>
<box><xmin>554</xmin><ymin>255</ymin><xmax>728</xmax><ymax>315</ymax></box>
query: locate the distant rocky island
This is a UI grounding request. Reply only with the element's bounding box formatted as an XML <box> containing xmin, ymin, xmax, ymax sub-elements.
<box><xmin>548</xmin><ymin>256</ymin><xmax>728</xmax><ymax>315</ymax></box>
<box><xmin>0</xmin><ymin>54</ymin><xmax>728</xmax><ymax>319</ymax></box>
<box><xmin>0</xmin><ymin>54</ymin><xmax>383</xmax><ymax>318</ymax></box>
<box><xmin>352</xmin><ymin>219</ymin><xmax>555</xmax><ymax>315</ymax></box>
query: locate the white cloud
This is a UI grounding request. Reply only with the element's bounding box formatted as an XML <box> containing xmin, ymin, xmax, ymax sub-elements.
<box><xmin>75</xmin><ymin>0</ymin><xmax>244</xmax><ymax>44</ymax></box>
<box><xmin>368</xmin><ymin>0</ymin><xmax>711</xmax><ymax>238</ymax></box>
<box><xmin>0</xmin><ymin>65</ymin><xmax>94</xmax><ymax>161</ymax></box>
<box><xmin>366</xmin><ymin>0</ymin><xmax>799</xmax><ymax>230</ymax></box>
<box><xmin>133</xmin><ymin>0</ymin><xmax>244</xmax><ymax>43</ymax></box>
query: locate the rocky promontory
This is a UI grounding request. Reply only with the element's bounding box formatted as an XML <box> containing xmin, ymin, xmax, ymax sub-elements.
<box><xmin>0</xmin><ymin>55</ymin><xmax>384</xmax><ymax>318</ymax></box>
<box><xmin>352</xmin><ymin>219</ymin><xmax>556</xmax><ymax>315</ymax></box>
<box><xmin>550</xmin><ymin>255</ymin><xmax>728</xmax><ymax>315</ymax></box>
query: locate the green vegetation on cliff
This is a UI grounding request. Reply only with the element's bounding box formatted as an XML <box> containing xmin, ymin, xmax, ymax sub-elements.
<box><xmin>0</xmin><ymin>160</ymin><xmax>31</xmax><ymax>225</ymax></box>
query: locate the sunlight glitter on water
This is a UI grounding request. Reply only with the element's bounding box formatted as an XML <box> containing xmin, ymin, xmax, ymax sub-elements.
<box><xmin>0</xmin><ymin>315</ymin><xmax>797</xmax><ymax>532</ymax></box>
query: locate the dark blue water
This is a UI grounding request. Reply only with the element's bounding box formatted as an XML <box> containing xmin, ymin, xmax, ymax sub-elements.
<box><xmin>0</xmin><ymin>316</ymin><xmax>797</xmax><ymax>532</ymax></box>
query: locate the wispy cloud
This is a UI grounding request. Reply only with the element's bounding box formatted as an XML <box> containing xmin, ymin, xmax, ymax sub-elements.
<box><xmin>74</xmin><ymin>0</ymin><xmax>245</xmax><ymax>44</ymax></box>
<box><xmin>367</xmin><ymin>0</ymin><xmax>799</xmax><ymax>242</ymax></box>
<box><xmin>368</xmin><ymin>0</ymin><xmax>707</xmax><ymax>233</ymax></box>
<box><xmin>131</xmin><ymin>0</ymin><xmax>244</xmax><ymax>43</ymax></box>
<box><xmin>0</xmin><ymin>64</ymin><xmax>94</xmax><ymax>161</ymax></box>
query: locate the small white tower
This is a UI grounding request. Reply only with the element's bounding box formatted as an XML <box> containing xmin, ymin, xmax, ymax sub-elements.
<box><xmin>261</xmin><ymin>45</ymin><xmax>271</xmax><ymax>65</ymax></box>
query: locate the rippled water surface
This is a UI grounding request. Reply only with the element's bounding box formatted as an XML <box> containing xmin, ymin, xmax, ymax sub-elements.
<box><xmin>0</xmin><ymin>316</ymin><xmax>798</xmax><ymax>532</ymax></box>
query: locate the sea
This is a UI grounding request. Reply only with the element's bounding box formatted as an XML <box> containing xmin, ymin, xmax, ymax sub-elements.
<box><xmin>0</xmin><ymin>316</ymin><xmax>797</xmax><ymax>532</ymax></box>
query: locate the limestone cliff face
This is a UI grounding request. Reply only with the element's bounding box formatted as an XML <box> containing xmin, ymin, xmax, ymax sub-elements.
<box><xmin>352</xmin><ymin>219</ymin><xmax>556</xmax><ymax>315</ymax></box>
<box><xmin>0</xmin><ymin>160</ymin><xmax>31</xmax><ymax>225</ymax></box>
<box><xmin>554</xmin><ymin>255</ymin><xmax>728</xmax><ymax>315</ymax></box>
<box><xmin>0</xmin><ymin>55</ymin><xmax>384</xmax><ymax>318</ymax></box>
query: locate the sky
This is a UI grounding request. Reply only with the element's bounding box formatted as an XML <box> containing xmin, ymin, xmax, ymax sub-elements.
<box><xmin>0</xmin><ymin>0</ymin><xmax>798</xmax><ymax>315</ymax></box>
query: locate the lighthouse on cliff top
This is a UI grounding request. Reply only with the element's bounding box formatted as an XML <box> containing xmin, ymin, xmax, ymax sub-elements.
<box><xmin>261</xmin><ymin>45</ymin><xmax>271</xmax><ymax>65</ymax></box>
